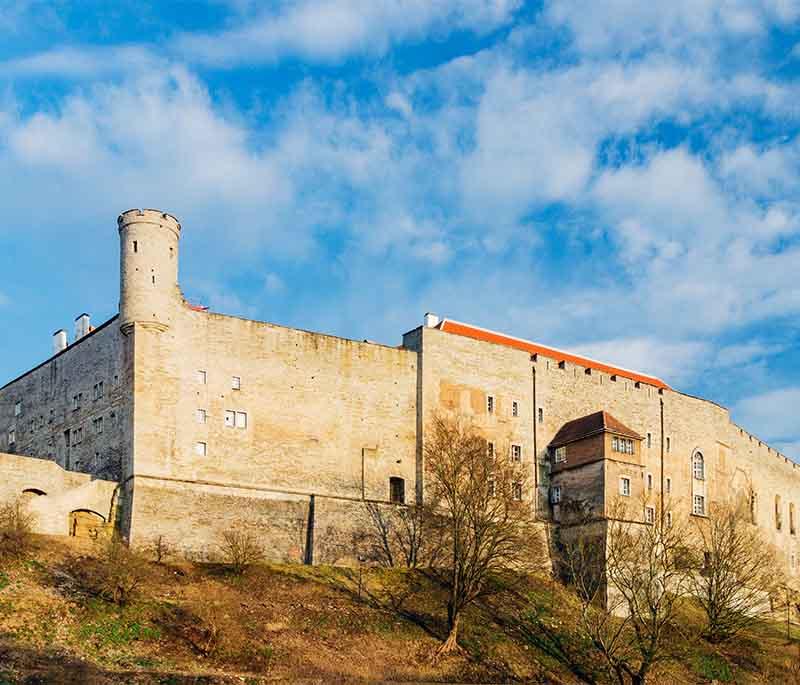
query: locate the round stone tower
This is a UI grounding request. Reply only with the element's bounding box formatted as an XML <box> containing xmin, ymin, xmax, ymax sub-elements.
<box><xmin>117</xmin><ymin>208</ymin><xmax>182</xmax><ymax>334</ymax></box>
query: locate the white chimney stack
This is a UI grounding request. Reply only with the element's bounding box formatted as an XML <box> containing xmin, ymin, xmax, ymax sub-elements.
<box><xmin>424</xmin><ymin>312</ymin><xmax>440</xmax><ymax>328</ymax></box>
<box><xmin>74</xmin><ymin>313</ymin><xmax>91</xmax><ymax>340</ymax></box>
<box><xmin>53</xmin><ymin>329</ymin><xmax>67</xmax><ymax>354</ymax></box>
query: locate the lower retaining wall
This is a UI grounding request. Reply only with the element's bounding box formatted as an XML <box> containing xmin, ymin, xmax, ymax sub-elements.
<box><xmin>0</xmin><ymin>452</ymin><xmax>118</xmax><ymax>536</ymax></box>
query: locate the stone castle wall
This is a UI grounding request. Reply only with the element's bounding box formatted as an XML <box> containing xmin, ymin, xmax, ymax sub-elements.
<box><xmin>0</xmin><ymin>317</ymin><xmax>132</xmax><ymax>482</ymax></box>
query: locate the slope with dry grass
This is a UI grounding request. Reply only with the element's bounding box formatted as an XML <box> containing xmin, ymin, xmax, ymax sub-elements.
<box><xmin>0</xmin><ymin>536</ymin><xmax>799</xmax><ymax>684</ymax></box>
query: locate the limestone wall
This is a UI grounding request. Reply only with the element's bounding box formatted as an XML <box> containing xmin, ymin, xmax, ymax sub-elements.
<box><xmin>0</xmin><ymin>452</ymin><xmax>118</xmax><ymax>536</ymax></box>
<box><xmin>0</xmin><ymin>318</ymin><xmax>132</xmax><ymax>481</ymax></box>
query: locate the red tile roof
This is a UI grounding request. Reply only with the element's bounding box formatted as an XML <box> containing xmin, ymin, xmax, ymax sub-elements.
<box><xmin>437</xmin><ymin>319</ymin><xmax>670</xmax><ymax>390</ymax></box>
<box><xmin>549</xmin><ymin>411</ymin><xmax>643</xmax><ymax>448</ymax></box>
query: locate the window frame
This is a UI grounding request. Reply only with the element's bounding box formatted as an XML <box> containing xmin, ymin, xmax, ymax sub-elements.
<box><xmin>486</xmin><ymin>395</ymin><xmax>495</xmax><ymax>414</ymax></box>
<box><xmin>232</xmin><ymin>376</ymin><xmax>241</xmax><ymax>391</ymax></box>
<box><xmin>551</xmin><ymin>484</ymin><xmax>562</xmax><ymax>504</ymax></box>
<box><xmin>389</xmin><ymin>476</ymin><xmax>405</xmax><ymax>504</ymax></box>
<box><xmin>511</xmin><ymin>400</ymin><xmax>519</xmax><ymax>417</ymax></box>
<box><xmin>620</xmin><ymin>477</ymin><xmax>631</xmax><ymax>497</ymax></box>
<box><xmin>511</xmin><ymin>444</ymin><xmax>522</xmax><ymax>462</ymax></box>
<box><xmin>554</xmin><ymin>446</ymin><xmax>567</xmax><ymax>463</ymax></box>
<box><xmin>196</xmin><ymin>409</ymin><xmax>207</xmax><ymax>425</ymax></box>
<box><xmin>645</xmin><ymin>505</ymin><xmax>656</xmax><ymax>524</ymax></box>
<box><xmin>693</xmin><ymin>494</ymin><xmax>706</xmax><ymax>516</ymax></box>
<box><xmin>692</xmin><ymin>452</ymin><xmax>705</xmax><ymax>480</ymax></box>
<box><xmin>195</xmin><ymin>441</ymin><xmax>207</xmax><ymax>457</ymax></box>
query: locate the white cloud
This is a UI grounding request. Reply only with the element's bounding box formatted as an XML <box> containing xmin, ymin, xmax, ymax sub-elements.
<box><xmin>176</xmin><ymin>0</ymin><xmax>521</xmax><ymax>66</ymax></box>
<box><xmin>714</xmin><ymin>341</ymin><xmax>786</xmax><ymax>368</ymax></box>
<box><xmin>0</xmin><ymin>45</ymin><xmax>161</xmax><ymax>79</ymax></box>
<box><xmin>570</xmin><ymin>337</ymin><xmax>710</xmax><ymax>386</ymax></box>
<box><xmin>546</xmin><ymin>0</ymin><xmax>800</xmax><ymax>56</ymax></box>
<box><xmin>0</xmin><ymin>292</ymin><xmax>9</xmax><ymax>307</ymax></box>
<box><xmin>733</xmin><ymin>388</ymin><xmax>800</xmax><ymax>446</ymax></box>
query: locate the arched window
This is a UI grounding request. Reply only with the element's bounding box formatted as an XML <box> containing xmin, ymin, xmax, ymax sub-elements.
<box><xmin>692</xmin><ymin>452</ymin><xmax>705</xmax><ymax>480</ymax></box>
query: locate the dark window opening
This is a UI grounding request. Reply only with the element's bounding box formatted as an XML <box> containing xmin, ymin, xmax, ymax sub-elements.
<box><xmin>133</xmin><ymin>241</ymin><xmax>138</xmax><ymax>253</ymax></box>
<box><xmin>389</xmin><ymin>477</ymin><xmax>405</xmax><ymax>504</ymax></box>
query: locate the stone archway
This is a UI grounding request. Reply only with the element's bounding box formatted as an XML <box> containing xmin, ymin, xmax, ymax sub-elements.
<box><xmin>69</xmin><ymin>509</ymin><xmax>106</xmax><ymax>539</ymax></box>
<box><xmin>21</xmin><ymin>488</ymin><xmax>47</xmax><ymax>501</ymax></box>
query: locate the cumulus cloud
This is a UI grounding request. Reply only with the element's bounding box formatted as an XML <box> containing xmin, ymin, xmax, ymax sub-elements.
<box><xmin>0</xmin><ymin>45</ymin><xmax>161</xmax><ymax>79</ymax></box>
<box><xmin>733</xmin><ymin>388</ymin><xmax>800</xmax><ymax>453</ymax></box>
<box><xmin>176</xmin><ymin>0</ymin><xmax>521</xmax><ymax>66</ymax></box>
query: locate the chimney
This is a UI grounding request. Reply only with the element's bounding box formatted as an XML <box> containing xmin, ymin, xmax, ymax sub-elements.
<box><xmin>53</xmin><ymin>329</ymin><xmax>67</xmax><ymax>354</ymax></box>
<box><xmin>74</xmin><ymin>313</ymin><xmax>91</xmax><ymax>340</ymax></box>
<box><xmin>424</xmin><ymin>312</ymin><xmax>440</xmax><ymax>328</ymax></box>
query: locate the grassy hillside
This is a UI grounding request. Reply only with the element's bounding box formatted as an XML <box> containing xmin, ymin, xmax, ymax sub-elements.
<box><xmin>0</xmin><ymin>536</ymin><xmax>799</xmax><ymax>684</ymax></box>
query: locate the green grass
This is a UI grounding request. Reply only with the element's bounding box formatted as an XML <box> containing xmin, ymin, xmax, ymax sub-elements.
<box><xmin>77</xmin><ymin>600</ymin><xmax>162</xmax><ymax>650</ymax></box>
<box><xmin>693</xmin><ymin>654</ymin><xmax>733</xmax><ymax>682</ymax></box>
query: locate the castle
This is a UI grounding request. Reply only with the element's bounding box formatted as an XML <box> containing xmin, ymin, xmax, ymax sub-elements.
<box><xmin>1</xmin><ymin>209</ymin><xmax>798</xmax><ymax>571</ymax></box>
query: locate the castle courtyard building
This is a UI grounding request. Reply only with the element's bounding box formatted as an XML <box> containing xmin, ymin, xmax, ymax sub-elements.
<box><xmin>0</xmin><ymin>209</ymin><xmax>798</xmax><ymax>572</ymax></box>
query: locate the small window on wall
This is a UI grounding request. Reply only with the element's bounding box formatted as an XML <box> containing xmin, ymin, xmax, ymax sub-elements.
<box><xmin>235</xmin><ymin>411</ymin><xmax>247</xmax><ymax>429</ymax></box>
<box><xmin>647</xmin><ymin>432</ymin><xmax>652</xmax><ymax>448</ymax></box>
<box><xmin>196</xmin><ymin>409</ymin><xmax>207</xmax><ymax>424</ymax></box>
<box><xmin>645</xmin><ymin>506</ymin><xmax>655</xmax><ymax>524</ymax></box>
<box><xmin>196</xmin><ymin>370</ymin><xmax>207</xmax><ymax>385</ymax></box>
<box><xmin>666</xmin><ymin>437</ymin><xmax>671</xmax><ymax>452</ymax></box>
<box><xmin>8</xmin><ymin>429</ymin><xmax>15</xmax><ymax>446</ymax></box>
<box><xmin>666</xmin><ymin>511</ymin><xmax>673</xmax><ymax>528</ymax></box>
<box><xmin>551</xmin><ymin>485</ymin><xmax>562</xmax><ymax>504</ymax></box>
<box><xmin>775</xmin><ymin>495</ymin><xmax>783</xmax><ymax>530</ymax></box>
<box><xmin>554</xmin><ymin>446</ymin><xmax>566</xmax><ymax>463</ymax></box>
<box><xmin>512</xmin><ymin>401</ymin><xmax>519</xmax><ymax>417</ymax></box>
<box><xmin>195</xmin><ymin>442</ymin><xmax>207</xmax><ymax>456</ymax></box>
<box><xmin>389</xmin><ymin>477</ymin><xmax>405</xmax><ymax>504</ymax></box>
<box><xmin>538</xmin><ymin>408</ymin><xmax>544</xmax><ymax>424</ymax></box>
<box><xmin>511</xmin><ymin>444</ymin><xmax>522</xmax><ymax>462</ymax></box>
<box><xmin>750</xmin><ymin>491</ymin><xmax>758</xmax><ymax>524</ymax></box>
<box><xmin>666</xmin><ymin>477</ymin><xmax>671</xmax><ymax>494</ymax></box>
<box><xmin>232</xmin><ymin>376</ymin><xmax>241</xmax><ymax>391</ymax></box>
<box><xmin>487</xmin><ymin>441</ymin><xmax>495</xmax><ymax>459</ymax></box>
<box><xmin>512</xmin><ymin>482</ymin><xmax>523</xmax><ymax>501</ymax></box>
<box><xmin>693</xmin><ymin>495</ymin><xmax>705</xmax><ymax>516</ymax></box>
<box><xmin>224</xmin><ymin>410</ymin><xmax>235</xmax><ymax>427</ymax></box>
<box><xmin>486</xmin><ymin>395</ymin><xmax>495</xmax><ymax>414</ymax></box>
<box><xmin>14</xmin><ymin>401</ymin><xmax>21</xmax><ymax>417</ymax></box>
<box><xmin>790</xmin><ymin>503</ymin><xmax>796</xmax><ymax>536</ymax></box>
<box><xmin>620</xmin><ymin>477</ymin><xmax>631</xmax><ymax>497</ymax></box>
<box><xmin>647</xmin><ymin>473</ymin><xmax>653</xmax><ymax>490</ymax></box>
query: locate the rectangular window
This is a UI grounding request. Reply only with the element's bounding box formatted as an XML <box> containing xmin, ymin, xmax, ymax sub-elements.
<box><xmin>72</xmin><ymin>393</ymin><xmax>82</xmax><ymax>411</ymax></box>
<box><xmin>538</xmin><ymin>407</ymin><xmax>544</xmax><ymax>424</ymax></box>
<box><xmin>93</xmin><ymin>381</ymin><xmax>104</xmax><ymax>400</ymax></box>
<box><xmin>666</xmin><ymin>477</ymin><xmax>671</xmax><ymax>494</ymax></box>
<box><xmin>511</xmin><ymin>444</ymin><xmax>522</xmax><ymax>462</ymax></box>
<box><xmin>49</xmin><ymin>408</ymin><xmax>54</xmax><ymax>424</ymax></box>
<box><xmin>647</xmin><ymin>473</ymin><xmax>653</xmax><ymax>490</ymax></box>
<box><xmin>666</xmin><ymin>437</ymin><xmax>671</xmax><ymax>452</ymax></box>
<box><xmin>8</xmin><ymin>429</ymin><xmax>15</xmax><ymax>445</ymax></box>
<box><xmin>224</xmin><ymin>410</ymin><xmax>235</xmax><ymax>427</ymax></box>
<box><xmin>693</xmin><ymin>495</ymin><xmax>705</xmax><ymax>516</ymax></box>
<box><xmin>666</xmin><ymin>511</ymin><xmax>673</xmax><ymax>528</ymax></box>
<box><xmin>389</xmin><ymin>477</ymin><xmax>405</xmax><ymax>504</ymax></box>
<box><xmin>235</xmin><ymin>411</ymin><xmax>247</xmax><ymax>429</ymax></box>
<box><xmin>196</xmin><ymin>409</ymin><xmax>207</xmax><ymax>424</ymax></box>
<box><xmin>487</xmin><ymin>441</ymin><xmax>495</xmax><ymax>458</ymax></box>
<box><xmin>486</xmin><ymin>395</ymin><xmax>494</xmax><ymax>414</ymax></box>
<box><xmin>791</xmin><ymin>503</ymin><xmax>796</xmax><ymax>536</ymax></box>
<box><xmin>488</xmin><ymin>479</ymin><xmax>495</xmax><ymax>497</ymax></box>
<box><xmin>613</xmin><ymin>437</ymin><xmax>634</xmax><ymax>454</ymax></box>
<box><xmin>94</xmin><ymin>416</ymin><xmax>103</xmax><ymax>434</ymax></box>
<box><xmin>551</xmin><ymin>485</ymin><xmax>562</xmax><ymax>504</ymax></box>
<box><xmin>232</xmin><ymin>376</ymin><xmax>241</xmax><ymax>390</ymax></box>
<box><xmin>512</xmin><ymin>482</ymin><xmax>523</xmax><ymax>501</ymax></box>
<box><xmin>620</xmin><ymin>477</ymin><xmax>631</xmax><ymax>497</ymax></box>
<box><xmin>645</xmin><ymin>506</ymin><xmax>655</xmax><ymax>524</ymax></box>
<box><xmin>511</xmin><ymin>400</ymin><xmax>519</xmax><ymax>417</ymax></box>
<box><xmin>647</xmin><ymin>432</ymin><xmax>652</xmax><ymax>448</ymax></box>
<box><xmin>554</xmin><ymin>446</ymin><xmax>567</xmax><ymax>463</ymax></box>
<box><xmin>14</xmin><ymin>401</ymin><xmax>21</xmax><ymax>417</ymax></box>
<box><xmin>195</xmin><ymin>441</ymin><xmax>207</xmax><ymax>456</ymax></box>
<box><xmin>776</xmin><ymin>495</ymin><xmax>782</xmax><ymax>530</ymax></box>
<box><xmin>196</xmin><ymin>370</ymin><xmax>207</xmax><ymax>385</ymax></box>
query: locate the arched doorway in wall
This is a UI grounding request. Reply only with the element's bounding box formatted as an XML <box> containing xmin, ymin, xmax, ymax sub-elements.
<box><xmin>21</xmin><ymin>488</ymin><xmax>47</xmax><ymax>501</ymax></box>
<box><xmin>69</xmin><ymin>509</ymin><xmax>106</xmax><ymax>539</ymax></box>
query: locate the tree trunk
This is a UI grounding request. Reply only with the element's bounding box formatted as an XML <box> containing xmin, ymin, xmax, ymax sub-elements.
<box><xmin>435</xmin><ymin>612</ymin><xmax>465</xmax><ymax>658</ymax></box>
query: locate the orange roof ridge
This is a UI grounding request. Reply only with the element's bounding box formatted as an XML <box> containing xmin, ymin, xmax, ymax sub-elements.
<box><xmin>437</xmin><ymin>318</ymin><xmax>670</xmax><ymax>390</ymax></box>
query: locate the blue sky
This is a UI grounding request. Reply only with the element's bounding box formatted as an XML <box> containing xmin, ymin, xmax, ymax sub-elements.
<box><xmin>1</xmin><ymin>0</ymin><xmax>799</xmax><ymax>457</ymax></box>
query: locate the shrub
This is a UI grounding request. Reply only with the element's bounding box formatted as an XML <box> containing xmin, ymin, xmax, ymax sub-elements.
<box><xmin>219</xmin><ymin>529</ymin><xmax>264</xmax><ymax>575</ymax></box>
<box><xmin>150</xmin><ymin>535</ymin><xmax>173</xmax><ymax>564</ymax></box>
<box><xmin>0</xmin><ymin>499</ymin><xmax>35</xmax><ymax>559</ymax></box>
<box><xmin>68</xmin><ymin>536</ymin><xmax>149</xmax><ymax>606</ymax></box>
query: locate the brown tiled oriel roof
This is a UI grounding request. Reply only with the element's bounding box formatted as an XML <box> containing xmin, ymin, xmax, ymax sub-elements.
<box><xmin>549</xmin><ymin>411</ymin><xmax>643</xmax><ymax>448</ymax></box>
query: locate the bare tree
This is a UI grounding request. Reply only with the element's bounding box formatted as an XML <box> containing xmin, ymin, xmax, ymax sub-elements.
<box><xmin>219</xmin><ymin>528</ymin><xmax>264</xmax><ymax>574</ymax></box>
<box><xmin>563</xmin><ymin>498</ymin><xmax>691</xmax><ymax>685</ymax></box>
<box><xmin>361</xmin><ymin>501</ymin><xmax>441</xmax><ymax>568</ymax></box>
<box><xmin>689</xmin><ymin>496</ymin><xmax>782</xmax><ymax>643</ymax></box>
<box><xmin>0</xmin><ymin>498</ymin><xmax>35</xmax><ymax>559</ymax></box>
<box><xmin>424</xmin><ymin>412</ymin><xmax>538</xmax><ymax>656</ymax></box>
